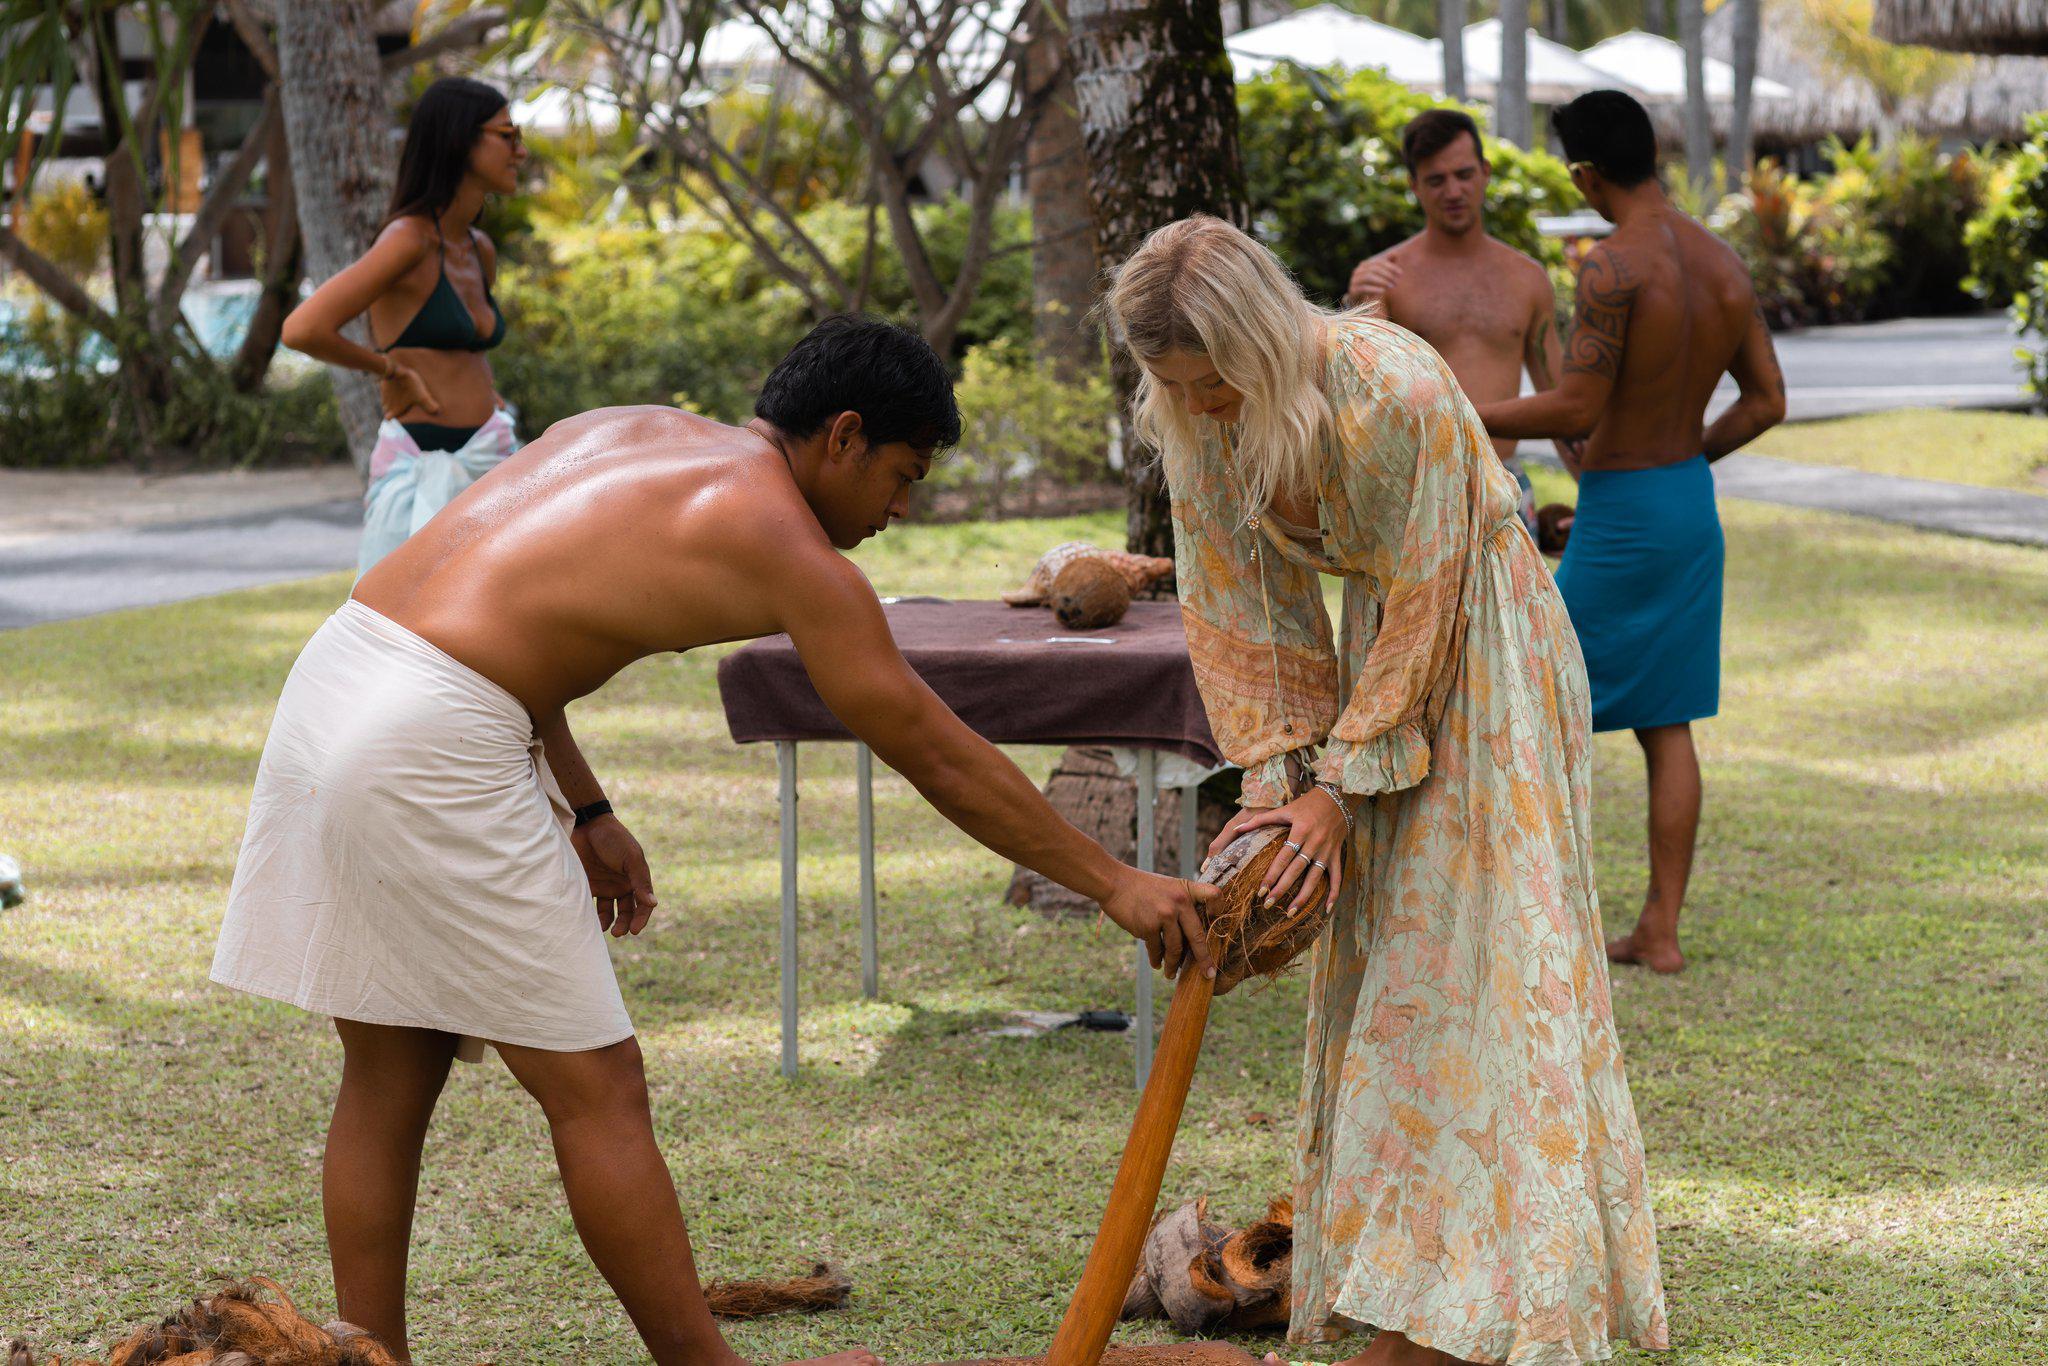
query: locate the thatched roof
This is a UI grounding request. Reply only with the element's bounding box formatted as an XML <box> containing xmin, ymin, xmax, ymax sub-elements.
<box><xmin>1873</xmin><ymin>0</ymin><xmax>2048</xmax><ymax>56</ymax></box>
<box><xmin>1690</xmin><ymin>0</ymin><xmax>2048</xmax><ymax>145</ymax></box>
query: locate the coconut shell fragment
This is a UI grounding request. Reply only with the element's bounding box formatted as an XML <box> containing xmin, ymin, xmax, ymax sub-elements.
<box><xmin>1049</xmin><ymin>558</ymin><xmax>1133</xmax><ymax>630</ymax></box>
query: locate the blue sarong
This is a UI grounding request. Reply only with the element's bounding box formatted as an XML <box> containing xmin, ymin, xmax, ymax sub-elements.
<box><xmin>1554</xmin><ymin>455</ymin><xmax>1723</xmax><ymax>733</ymax></box>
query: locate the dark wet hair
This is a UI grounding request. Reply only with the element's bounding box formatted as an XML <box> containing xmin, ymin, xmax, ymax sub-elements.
<box><xmin>1552</xmin><ymin>90</ymin><xmax>1658</xmax><ymax>189</ymax></box>
<box><xmin>385</xmin><ymin>77</ymin><xmax>509</xmax><ymax>225</ymax></box>
<box><xmin>1401</xmin><ymin>109</ymin><xmax>1484</xmax><ymax>175</ymax></box>
<box><xmin>755</xmin><ymin>315</ymin><xmax>962</xmax><ymax>455</ymax></box>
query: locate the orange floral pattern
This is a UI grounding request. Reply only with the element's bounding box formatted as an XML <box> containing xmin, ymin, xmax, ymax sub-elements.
<box><xmin>1167</xmin><ymin>319</ymin><xmax>1669</xmax><ymax>1364</ymax></box>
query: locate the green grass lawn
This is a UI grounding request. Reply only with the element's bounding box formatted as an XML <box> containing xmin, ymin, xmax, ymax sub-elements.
<box><xmin>3</xmin><ymin>503</ymin><xmax>2045</xmax><ymax>1363</ymax></box>
<box><xmin>1747</xmin><ymin>408</ymin><xmax>2048</xmax><ymax>495</ymax></box>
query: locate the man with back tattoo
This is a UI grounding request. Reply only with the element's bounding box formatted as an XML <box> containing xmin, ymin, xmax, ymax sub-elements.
<box><xmin>1344</xmin><ymin>107</ymin><xmax>1577</xmax><ymax>539</ymax></box>
<box><xmin>1475</xmin><ymin>90</ymin><xmax>1787</xmax><ymax>974</ymax></box>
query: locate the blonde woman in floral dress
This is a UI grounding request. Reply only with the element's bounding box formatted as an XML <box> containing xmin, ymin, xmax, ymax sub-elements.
<box><xmin>1104</xmin><ymin>216</ymin><xmax>1668</xmax><ymax>1366</ymax></box>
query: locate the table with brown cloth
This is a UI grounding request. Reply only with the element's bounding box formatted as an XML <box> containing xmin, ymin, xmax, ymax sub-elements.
<box><xmin>716</xmin><ymin>598</ymin><xmax>1225</xmax><ymax>1084</ymax></box>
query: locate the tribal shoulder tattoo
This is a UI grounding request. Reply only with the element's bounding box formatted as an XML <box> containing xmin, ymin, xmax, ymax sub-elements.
<box><xmin>1564</xmin><ymin>248</ymin><xmax>1639</xmax><ymax>381</ymax></box>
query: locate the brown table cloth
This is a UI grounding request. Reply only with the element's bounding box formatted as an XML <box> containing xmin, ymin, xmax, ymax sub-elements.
<box><xmin>716</xmin><ymin>598</ymin><xmax>1223</xmax><ymax>767</ymax></box>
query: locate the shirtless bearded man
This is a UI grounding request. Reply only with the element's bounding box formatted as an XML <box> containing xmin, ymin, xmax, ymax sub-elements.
<box><xmin>1474</xmin><ymin>91</ymin><xmax>1787</xmax><ymax>974</ymax></box>
<box><xmin>1344</xmin><ymin>108</ymin><xmax>1575</xmax><ymax>538</ymax></box>
<box><xmin>211</xmin><ymin>316</ymin><xmax>1217</xmax><ymax>1365</ymax></box>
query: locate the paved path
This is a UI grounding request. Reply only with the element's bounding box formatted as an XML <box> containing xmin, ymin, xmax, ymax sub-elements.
<box><xmin>1710</xmin><ymin>453</ymin><xmax>2048</xmax><ymax>548</ymax></box>
<box><xmin>1716</xmin><ymin>313</ymin><xmax>2027</xmax><ymax>422</ymax></box>
<box><xmin>0</xmin><ymin>498</ymin><xmax>360</xmax><ymax>630</ymax></box>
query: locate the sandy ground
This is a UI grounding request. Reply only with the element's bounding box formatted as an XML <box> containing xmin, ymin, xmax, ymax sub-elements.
<box><xmin>0</xmin><ymin>463</ymin><xmax>361</xmax><ymax>547</ymax></box>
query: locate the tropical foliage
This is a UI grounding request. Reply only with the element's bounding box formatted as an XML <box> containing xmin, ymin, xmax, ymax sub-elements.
<box><xmin>1237</xmin><ymin>64</ymin><xmax>1577</xmax><ymax>308</ymax></box>
<box><xmin>1963</xmin><ymin>115</ymin><xmax>2048</xmax><ymax>408</ymax></box>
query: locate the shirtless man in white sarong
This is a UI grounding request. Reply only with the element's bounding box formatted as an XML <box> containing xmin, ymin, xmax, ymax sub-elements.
<box><xmin>212</xmin><ymin>316</ymin><xmax>1216</xmax><ymax>1365</ymax></box>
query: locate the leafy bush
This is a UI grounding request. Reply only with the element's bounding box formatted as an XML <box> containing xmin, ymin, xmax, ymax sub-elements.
<box><xmin>1711</xmin><ymin>161</ymin><xmax>1891</xmax><ymax>328</ymax></box>
<box><xmin>494</xmin><ymin>199</ymin><xmax>1037</xmax><ymax>437</ymax></box>
<box><xmin>15</xmin><ymin>179</ymin><xmax>109</xmax><ymax>278</ymax></box>
<box><xmin>0</xmin><ymin>301</ymin><xmax>343</xmax><ymax>468</ymax></box>
<box><xmin>1965</xmin><ymin>113</ymin><xmax>2048</xmax><ymax>306</ymax></box>
<box><xmin>1821</xmin><ymin>134</ymin><xmax>1988</xmax><ymax>317</ymax></box>
<box><xmin>930</xmin><ymin>337</ymin><xmax>1114</xmax><ymax>518</ymax></box>
<box><xmin>1237</xmin><ymin>65</ymin><xmax>1576</xmax><ymax>306</ymax></box>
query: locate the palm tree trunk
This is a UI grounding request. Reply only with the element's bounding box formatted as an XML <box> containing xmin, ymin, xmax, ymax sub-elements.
<box><xmin>1725</xmin><ymin>0</ymin><xmax>1760</xmax><ymax>196</ymax></box>
<box><xmin>1026</xmin><ymin>0</ymin><xmax>1102</xmax><ymax>389</ymax></box>
<box><xmin>1679</xmin><ymin>0</ymin><xmax>1711</xmax><ymax>192</ymax></box>
<box><xmin>1543</xmin><ymin>0</ymin><xmax>1569</xmax><ymax>44</ymax></box>
<box><xmin>1497</xmin><ymin>10</ymin><xmax>1529</xmax><ymax>148</ymax></box>
<box><xmin>1438</xmin><ymin>0</ymin><xmax>1466</xmax><ymax>100</ymax></box>
<box><xmin>1644</xmin><ymin>0</ymin><xmax>1668</xmax><ymax>38</ymax></box>
<box><xmin>1068</xmin><ymin>0</ymin><xmax>1248</xmax><ymax>559</ymax></box>
<box><xmin>275</xmin><ymin>0</ymin><xmax>393</xmax><ymax>478</ymax></box>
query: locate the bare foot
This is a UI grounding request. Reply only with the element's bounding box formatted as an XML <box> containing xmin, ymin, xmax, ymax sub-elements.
<box><xmin>1607</xmin><ymin>927</ymin><xmax>1685</xmax><ymax>974</ymax></box>
<box><xmin>782</xmin><ymin>1351</ymin><xmax>882</xmax><ymax>1366</ymax></box>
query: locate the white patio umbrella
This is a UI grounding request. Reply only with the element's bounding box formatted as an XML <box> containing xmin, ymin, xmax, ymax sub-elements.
<box><xmin>1580</xmin><ymin>29</ymin><xmax>1794</xmax><ymax>103</ymax></box>
<box><xmin>1460</xmin><ymin>18</ymin><xmax>1641</xmax><ymax>104</ymax></box>
<box><xmin>1227</xmin><ymin>3</ymin><xmax>1444</xmax><ymax>89</ymax></box>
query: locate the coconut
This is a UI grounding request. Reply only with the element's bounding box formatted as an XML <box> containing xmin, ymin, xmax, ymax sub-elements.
<box><xmin>1049</xmin><ymin>558</ymin><xmax>1131</xmax><ymax>630</ymax></box>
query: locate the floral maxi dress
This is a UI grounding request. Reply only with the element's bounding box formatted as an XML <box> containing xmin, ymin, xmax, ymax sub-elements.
<box><xmin>1168</xmin><ymin>319</ymin><xmax>1669</xmax><ymax>1365</ymax></box>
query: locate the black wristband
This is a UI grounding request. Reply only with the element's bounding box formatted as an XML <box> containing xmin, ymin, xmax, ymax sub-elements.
<box><xmin>572</xmin><ymin>799</ymin><xmax>614</xmax><ymax>828</ymax></box>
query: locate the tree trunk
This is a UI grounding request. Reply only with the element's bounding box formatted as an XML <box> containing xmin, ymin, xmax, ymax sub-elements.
<box><xmin>1026</xmin><ymin>0</ymin><xmax>1103</xmax><ymax>388</ymax></box>
<box><xmin>1542</xmin><ymin>0</ymin><xmax>1568</xmax><ymax>45</ymax></box>
<box><xmin>1679</xmin><ymin>0</ymin><xmax>1711</xmax><ymax>193</ymax></box>
<box><xmin>1438</xmin><ymin>0</ymin><xmax>1466</xmax><ymax>100</ymax></box>
<box><xmin>1068</xmin><ymin>0</ymin><xmax>1249</xmax><ymax>559</ymax></box>
<box><xmin>232</xmin><ymin>107</ymin><xmax>304</xmax><ymax>393</ymax></box>
<box><xmin>1496</xmin><ymin>11</ymin><xmax>1529</xmax><ymax>148</ymax></box>
<box><xmin>275</xmin><ymin>0</ymin><xmax>394</xmax><ymax>477</ymax></box>
<box><xmin>1644</xmin><ymin>0</ymin><xmax>1668</xmax><ymax>38</ymax></box>
<box><xmin>1724</xmin><ymin>0</ymin><xmax>1759</xmax><ymax>197</ymax></box>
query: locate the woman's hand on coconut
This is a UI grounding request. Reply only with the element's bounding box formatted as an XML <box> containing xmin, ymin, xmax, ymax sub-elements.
<box><xmin>1101</xmin><ymin>869</ymin><xmax>1219</xmax><ymax>980</ymax></box>
<box><xmin>1231</xmin><ymin>789</ymin><xmax>1353</xmax><ymax>916</ymax></box>
<box><xmin>571</xmin><ymin>814</ymin><xmax>659</xmax><ymax>937</ymax></box>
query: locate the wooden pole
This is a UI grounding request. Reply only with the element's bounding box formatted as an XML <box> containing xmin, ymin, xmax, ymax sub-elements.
<box><xmin>1044</xmin><ymin>960</ymin><xmax>1217</xmax><ymax>1366</ymax></box>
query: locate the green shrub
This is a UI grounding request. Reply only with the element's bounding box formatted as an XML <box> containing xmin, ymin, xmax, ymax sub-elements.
<box><xmin>1711</xmin><ymin>161</ymin><xmax>1891</xmax><ymax>327</ymax></box>
<box><xmin>2010</xmin><ymin>260</ymin><xmax>2048</xmax><ymax>409</ymax></box>
<box><xmin>930</xmin><ymin>337</ymin><xmax>1114</xmax><ymax>518</ymax></box>
<box><xmin>1965</xmin><ymin>114</ymin><xmax>2048</xmax><ymax>306</ymax></box>
<box><xmin>1821</xmin><ymin>134</ymin><xmax>1988</xmax><ymax>317</ymax></box>
<box><xmin>16</xmin><ymin>180</ymin><xmax>108</xmax><ymax>278</ymax></box>
<box><xmin>1237</xmin><ymin>65</ymin><xmax>1575</xmax><ymax>306</ymax></box>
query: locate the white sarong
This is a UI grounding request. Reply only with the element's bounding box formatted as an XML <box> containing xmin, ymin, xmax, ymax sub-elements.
<box><xmin>211</xmin><ymin>599</ymin><xmax>634</xmax><ymax>1058</ymax></box>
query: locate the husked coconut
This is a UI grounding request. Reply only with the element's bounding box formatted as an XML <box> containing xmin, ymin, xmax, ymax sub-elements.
<box><xmin>1049</xmin><ymin>558</ymin><xmax>1132</xmax><ymax>630</ymax></box>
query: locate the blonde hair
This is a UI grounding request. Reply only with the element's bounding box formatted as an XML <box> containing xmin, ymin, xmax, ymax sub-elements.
<box><xmin>1102</xmin><ymin>215</ymin><xmax>1370</xmax><ymax>513</ymax></box>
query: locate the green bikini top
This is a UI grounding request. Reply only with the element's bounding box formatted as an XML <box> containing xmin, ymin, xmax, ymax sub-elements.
<box><xmin>380</xmin><ymin>227</ymin><xmax>506</xmax><ymax>354</ymax></box>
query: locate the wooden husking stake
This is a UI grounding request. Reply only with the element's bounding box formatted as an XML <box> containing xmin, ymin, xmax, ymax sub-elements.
<box><xmin>1044</xmin><ymin>830</ymin><xmax>1292</xmax><ymax>1366</ymax></box>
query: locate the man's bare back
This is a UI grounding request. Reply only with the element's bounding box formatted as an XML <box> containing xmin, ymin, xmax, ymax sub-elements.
<box><xmin>1360</xmin><ymin>233</ymin><xmax>1560</xmax><ymax>462</ymax></box>
<box><xmin>1563</xmin><ymin>209</ymin><xmax>1778</xmax><ymax>471</ymax></box>
<box><xmin>356</xmin><ymin>406</ymin><xmax>854</xmax><ymax>713</ymax></box>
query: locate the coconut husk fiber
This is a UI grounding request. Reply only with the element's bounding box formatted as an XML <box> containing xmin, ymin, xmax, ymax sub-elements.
<box><xmin>8</xmin><ymin>1266</ymin><xmax>853</xmax><ymax>1366</ymax></box>
<box><xmin>933</xmin><ymin>1346</ymin><xmax>1260</xmax><ymax>1366</ymax></box>
<box><xmin>1000</xmin><ymin>543</ymin><xmax>1175</xmax><ymax>607</ymax></box>
<box><xmin>1198</xmin><ymin>828</ymin><xmax>1332</xmax><ymax>996</ymax></box>
<box><xmin>1118</xmin><ymin>1198</ymin><xmax>1296</xmax><ymax>1339</ymax></box>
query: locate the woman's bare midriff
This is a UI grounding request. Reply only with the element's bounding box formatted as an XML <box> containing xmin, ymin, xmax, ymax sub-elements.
<box><xmin>381</xmin><ymin>346</ymin><xmax>500</xmax><ymax>426</ymax></box>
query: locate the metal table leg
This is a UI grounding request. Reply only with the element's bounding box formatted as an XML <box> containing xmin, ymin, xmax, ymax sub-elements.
<box><xmin>1181</xmin><ymin>780</ymin><xmax>1199</xmax><ymax>880</ymax></box>
<box><xmin>1134</xmin><ymin>748</ymin><xmax>1156</xmax><ymax>1089</ymax></box>
<box><xmin>778</xmin><ymin>741</ymin><xmax>799</xmax><ymax>1078</ymax></box>
<box><xmin>857</xmin><ymin>742</ymin><xmax>878</xmax><ymax>999</ymax></box>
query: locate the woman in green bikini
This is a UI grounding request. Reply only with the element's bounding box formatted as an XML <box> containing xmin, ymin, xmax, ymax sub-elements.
<box><xmin>282</xmin><ymin>77</ymin><xmax>527</xmax><ymax>572</ymax></box>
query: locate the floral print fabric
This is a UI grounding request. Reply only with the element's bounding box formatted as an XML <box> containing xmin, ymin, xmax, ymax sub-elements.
<box><xmin>1167</xmin><ymin>318</ymin><xmax>1669</xmax><ymax>1364</ymax></box>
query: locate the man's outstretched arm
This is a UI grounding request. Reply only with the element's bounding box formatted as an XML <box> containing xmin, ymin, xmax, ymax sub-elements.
<box><xmin>775</xmin><ymin>553</ymin><xmax>1216</xmax><ymax>979</ymax></box>
<box><xmin>1478</xmin><ymin>243</ymin><xmax>1635</xmax><ymax>441</ymax></box>
<box><xmin>1703</xmin><ymin>303</ymin><xmax>1788</xmax><ymax>461</ymax></box>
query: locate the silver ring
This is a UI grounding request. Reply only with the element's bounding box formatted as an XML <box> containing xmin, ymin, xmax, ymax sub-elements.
<box><xmin>1283</xmin><ymin>839</ymin><xmax>1302</xmax><ymax>851</ymax></box>
<box><xmin>1309</xmin><ymin>858</ymin><xmax>1328</xmax><ymax>871</ymax></box>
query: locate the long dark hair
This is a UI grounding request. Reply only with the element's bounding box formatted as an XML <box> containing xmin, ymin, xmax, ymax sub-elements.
<box><xmin>384</xmin><ymin>77</ymin><xmax>508</xmax><ymax>226</ymax></box>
